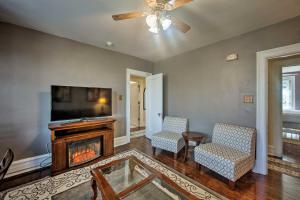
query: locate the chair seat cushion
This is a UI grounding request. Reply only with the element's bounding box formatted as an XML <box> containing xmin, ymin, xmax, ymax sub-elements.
<box><xmin>194</xmin><ymin>143</ymin><xmax>254</xmax><ymax>181</ymax></box>
<box><xmin>151</xmin><ymin>131</ymin><xmax>185</xmax><ymax>153</ymax></box>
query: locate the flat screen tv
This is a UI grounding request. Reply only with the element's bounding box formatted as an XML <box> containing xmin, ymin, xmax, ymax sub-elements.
<box><xmin>51</xmin><ymin>85</ymin><xmax>112</xmax><ymax>121</ymax></box>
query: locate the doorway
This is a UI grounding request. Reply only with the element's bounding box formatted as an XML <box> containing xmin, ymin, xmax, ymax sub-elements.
<box><xmin>282</xmin><ymin>64</ymin><xmax>300</xmax><ymax>165</ymax></box>
<box><xmin>130</xmin><ymin>75</ymin><xmax>146</xmax><ymax>138</ymax></box>
<box><xmin>126</xmin><ymin>69</ymin><xmax>163</xmax><ymax>143</ymax></box>
<box><xmin>256</xmin><ymin>43</ymin><xmax>300</xmax><ymax>175</ymax></box>
<box><xmin>268</xmin><ymin>54</ymin><xmax>300</xmax><ymax>177</ymax></box>
<box><xmin>126</xmin><ymin>69</ymin><xmax>151</xmax><ymax>142</ymax></box>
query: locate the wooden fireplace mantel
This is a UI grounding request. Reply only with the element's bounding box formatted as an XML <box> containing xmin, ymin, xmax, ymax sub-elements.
<box><xmin>49</xmin><ymin>118</ymin><xmax>115</xmax><ymax>175</ymax></box>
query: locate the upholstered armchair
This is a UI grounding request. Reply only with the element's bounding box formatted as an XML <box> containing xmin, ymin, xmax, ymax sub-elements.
<box><xmin>151</xmin><ymin>116</ymin><xmax>188</xmax><ymax>159</ymax></box>
<box><xmin>194</xmin><ymin>123</ymin><xmax>256</xmax><ymax>188</ymax></box>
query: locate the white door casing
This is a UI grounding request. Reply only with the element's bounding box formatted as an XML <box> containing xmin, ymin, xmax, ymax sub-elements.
<box><xmin>146</xmin><ymin>73</ymin><xmax>163</xmax><ymax>139</ymax></box>
<box><xmin>126</xmin><ymin>69</ymin><xmax>152</xmax><ymax>143</ymax></box>
<box><xmin>256</xmin><ymin>42</ymin><xmax>300</xmax><ymax>175</ymax></box>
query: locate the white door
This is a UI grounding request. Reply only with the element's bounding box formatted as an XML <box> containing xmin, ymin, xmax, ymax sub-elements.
<box><xmin>146</xmin><ymin>73</ymin><xmax>163</xmax><ymax>139</ymax></box>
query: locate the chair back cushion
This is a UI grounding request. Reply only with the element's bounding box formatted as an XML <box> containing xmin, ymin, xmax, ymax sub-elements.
<box><xmin>162</xmin><ymin>116</ymin><xmax>187</xmax><ymax>134</ymax></box>
<box><xmin>212</xmin><ymin>123</ymin><xmax>256</xmax><ymax>154</ymax></box>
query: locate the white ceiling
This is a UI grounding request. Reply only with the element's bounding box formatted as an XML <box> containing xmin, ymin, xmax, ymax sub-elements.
<box><xmin>0</xmin><ymin>0</ymin><xmax>300</xmax><ymax>62</ymax></box>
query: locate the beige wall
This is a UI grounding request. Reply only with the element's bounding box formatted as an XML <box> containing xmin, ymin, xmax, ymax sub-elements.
<box><xmin>0</xmin><ymin>22</ymin><xmax>153</xmax><ymax>160</ymax></box>
<box><xmin>268</xmin><ymin>59</ymin><xmax>283</xmax><ymax>157</ymax></box>
<box><xmin>153</xmin><ymin>16</ymin><xmax>300</xmax><ymax>137</ymax></box>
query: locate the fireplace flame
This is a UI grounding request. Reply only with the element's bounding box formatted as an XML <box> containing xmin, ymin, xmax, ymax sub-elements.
<box><xmin>72</xmin><ymin>148</ymin><xmax>97</xmax><ymax>165</ymax></box>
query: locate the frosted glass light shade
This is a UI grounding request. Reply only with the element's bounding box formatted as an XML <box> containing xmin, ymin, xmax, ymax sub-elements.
<box><xmin>146</xmin><ymin>15</ymin><xmax>157</xmax><ymax>27</ymax></box>
<box><xmin>146</xmin><ymin>14</ymin><xmax>172</xmax><ymax>33</ymax></box>
<box><xmin>161</xmin><ymin>18</ymin><xmax>172</xmax><ymax>30</ymax></box>
<box><xmin>149</xmin><ymin>26</ymin><xmax>159</xmax><ymax>34</ymax></box>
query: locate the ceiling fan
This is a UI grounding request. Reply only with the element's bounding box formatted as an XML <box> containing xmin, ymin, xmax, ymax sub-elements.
<box><xmin>112</xmin><ymin>0</ymin><xmax>192</xmax><ymax>34</ymax></box>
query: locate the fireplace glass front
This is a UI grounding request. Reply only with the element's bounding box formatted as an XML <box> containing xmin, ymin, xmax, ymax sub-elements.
<box><xmin>68</xmin><ymin>137</ymin><xmax>102</xmax><ymax>167</ymax></box>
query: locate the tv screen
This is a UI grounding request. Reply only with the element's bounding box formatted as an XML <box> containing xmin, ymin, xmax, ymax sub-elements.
<box><xmin>51</xmin><ymin>85</ymin><xmax>112</xmax><ymax>121</ymax></box>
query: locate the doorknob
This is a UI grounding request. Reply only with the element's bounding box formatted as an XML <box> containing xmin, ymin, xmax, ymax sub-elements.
<box><xmin>158</xmin><ymin>113</ymin><xmax>161</xmax><ymax>117</ymax></box>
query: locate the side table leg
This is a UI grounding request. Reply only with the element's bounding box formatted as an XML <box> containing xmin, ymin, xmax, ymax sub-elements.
<box><xmin>184</xmin><ymin>139</ymin><xmax>189</xmax><ymax>162</ymax></box>
<box><xmin>91</xmin><ymin>178</ymin><xmax>98</xmax><ymax>200</ymax></box>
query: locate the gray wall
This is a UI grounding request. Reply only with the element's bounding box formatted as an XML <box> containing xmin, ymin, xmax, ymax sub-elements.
<box><xmin>0</xmin><ymin>22</ymin><xmax>153</xmax><ymax>160</ymax></box>
<box><xmin>153</xmin><ymin>16</ymin><xmax>300</xmax><ymax>137</ymax></box>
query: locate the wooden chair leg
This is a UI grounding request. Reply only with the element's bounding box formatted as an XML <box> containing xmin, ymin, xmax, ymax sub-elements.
<box><xmin>174</xmin><ymin>153</ymin><xmax>178</xmax><ymax>160</ymax></box>
<box><xmin>228</xmin><ymin>180</ymin><xmax>236</xmax><ymax>189</ymax></box>
<box><xmin>91</xmin><ymin>178</ymin><xmax>98</xmax><ymax>200</ymax></box>
<box><xmin>152</xmin><ymin>147</ymin><xmax>156</xmax><ymax>156</ymax></box>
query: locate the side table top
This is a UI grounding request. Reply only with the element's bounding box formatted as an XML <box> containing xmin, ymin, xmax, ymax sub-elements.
<box><xmin>182</xmin><ymin>131</ymin><xmax>205</xmax><ymax>141</ymax></box>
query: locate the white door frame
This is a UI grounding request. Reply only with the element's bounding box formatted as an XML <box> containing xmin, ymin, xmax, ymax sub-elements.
<box><xmin>126</xmin><ymin>69</ymin><xmax>152</xmax><ymax>143</ymax></box>
<box><xmin>256</xmin><ymin>43</ymin><xmax>300</xmax><ymax>175</ymax></box>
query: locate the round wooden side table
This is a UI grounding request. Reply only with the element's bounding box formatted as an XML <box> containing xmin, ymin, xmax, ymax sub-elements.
<box><xmin>182</xmin><ymin>131</ymin><xmax>205</xmax><ymax>162</ymax></box>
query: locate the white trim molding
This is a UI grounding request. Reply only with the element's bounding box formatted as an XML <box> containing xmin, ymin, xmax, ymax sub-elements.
<box><xmin>126</xmin><ymin>68</ymin><xmax>152</xmax><ymax>143</ymax></box>
<box><xmin>282</xmin><ymin>65</ymin><xmax>300</xmax><ymax>73</ymax></box>
<box><xmin>5</xmin><ymin>137</ymin><xmax>130</xmax><ymax>179</ymax></box>
<box><xmin>268</xmin><ymin>145</ymin><xmax>277</xmax><ymax>157</ymax></box>
<box><xmin>256</xmin><ymin>43</ymin><xmax>300</xmax><ymax>175</ymax></box>
<box><xmin>114</xmin><ymin>136</ymin><xmax>130</xmax><ymax>147</ymax></box>
<box><xmin>5</xmin><ymin>153</ymin><xmax>52</xmax><ymax>178</ymax></box>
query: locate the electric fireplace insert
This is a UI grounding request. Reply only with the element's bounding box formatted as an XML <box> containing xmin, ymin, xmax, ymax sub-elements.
<box><xmin>67</xmin><ymin>136</ymin><xmax>102</xmax><ymax>167</ymax></box>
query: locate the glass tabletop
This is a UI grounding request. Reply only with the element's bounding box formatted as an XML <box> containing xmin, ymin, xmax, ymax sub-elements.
<box><xmin>99</xmin><ymin>158</ymin><xmax>152</xmax><ymax>193</ymax></box>
<box><xmin>123</xmin><ymin>177</ymin><xmax>188</xmax><ymax>200</ymax></box>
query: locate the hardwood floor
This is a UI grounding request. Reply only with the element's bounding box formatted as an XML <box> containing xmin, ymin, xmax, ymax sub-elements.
<box><xmin>1</xmin><ymin>136</ymin><xmax>300</xmax><ymax>200</ymax></box>
<box><xmin>130</xmin><ymin>126</ymin><xmax>145</xmax><ymax>132</ymax></box>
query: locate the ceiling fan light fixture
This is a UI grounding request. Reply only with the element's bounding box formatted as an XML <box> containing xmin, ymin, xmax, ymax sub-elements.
<box><xmin>165</xmin><ymin>0</ymin><xmax>175</xmax><ymax>9</ymax></box>
<box><xmin>112</xmin><ymin>0</ymin><xmax>191</xmax><ymax>34</ymax></box>
<box><xmin>146</xmin><ymin>14</ymin><xmax>157</xmax><ymax>28</ymax></box>
<box><xmin>149</xmin><ymin>26</ymin><xmax>159</xmax><ymax>34</ymax></box>
<box><xmin>168</xmin><ymin>0</ymin><xmax>176</xmax><ymax>5</ymax></box>
<box><xmin>161</xmin><ymin>18</ymin><xmax>172</xmax><ymax>30</ymax></box>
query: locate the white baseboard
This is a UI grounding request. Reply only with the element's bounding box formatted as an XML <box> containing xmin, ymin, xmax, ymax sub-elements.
<box><xmin>5</xmin><ymin>153</ymin><xmax>52</xmax><ymax>178</ymax></box>
<box><xmin>268</xmin><ymin>145</ymin><xmax>282</xmax><ymax>157</ymax></box>
<box><xmin>130</xmin><ymin>130</ymin><xmax>145</xmax><ymax>139</ymax></box>
<box><xmin>114</xmin><ymin>136</ymin><xmax>130</xmax><ymax>147</ymax></box>
<box><xmin>5</xmin><ymin>136</ymin><xmax>130</xmax><ymax>179</ymax></box>
<box><xmin>268</xmin><ymin>145</ymin><xmax>275</xmax><ymax>156</ymax></box>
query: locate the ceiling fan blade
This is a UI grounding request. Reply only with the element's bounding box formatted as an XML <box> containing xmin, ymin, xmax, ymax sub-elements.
<box><xmin>112</xmin><ymin>12</ymin><xmax>145</xmax><ymax>21</ymax></box>
<box><xmin>166</xmin><ymin>0</ymin><xmax>193</xmax><ymax>10</ymax></box>
<box><xmin>172</xmin><ymin>17</ymin><xmax>191</xmax><ymax>33</ymax></box>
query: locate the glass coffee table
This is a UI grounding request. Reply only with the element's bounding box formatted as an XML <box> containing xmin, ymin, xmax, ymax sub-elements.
<box><xmin>90</xmin><ymin>156</ymin><xmax>197</xmax><ymax>200</ymax></box>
